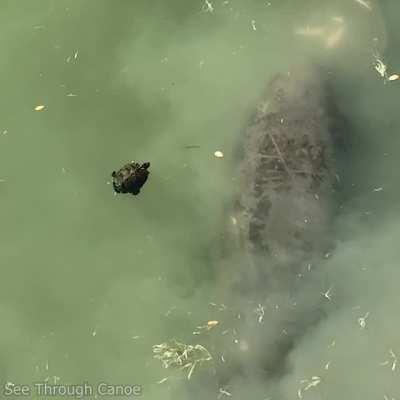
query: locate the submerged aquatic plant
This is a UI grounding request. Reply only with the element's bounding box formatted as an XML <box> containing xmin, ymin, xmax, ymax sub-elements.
<box><xmin>153</xmin><ymin>340</ymin><xmax>212</xmax><ymax>379</ymax></box>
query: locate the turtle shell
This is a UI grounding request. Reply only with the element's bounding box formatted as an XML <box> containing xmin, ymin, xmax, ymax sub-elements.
<box><xmin>112</xmin><ymin>162</ymin><xmax>149</xmax><ymax>195</ymax></box>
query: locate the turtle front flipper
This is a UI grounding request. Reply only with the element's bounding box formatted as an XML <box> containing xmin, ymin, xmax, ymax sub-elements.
<box><xmin>112</xmin><ymin>181</ymin><xmax>122</xmax><ymax>193</ymax></box>
<box><xmin>141</xmin><ymin>162</ymin><xmax>150</xmax><ymax>169</ymax></box>
<box><xmin>130</xmin><ymin>188</ymin><xmax>140</xmax><ymax>195</ymax></box>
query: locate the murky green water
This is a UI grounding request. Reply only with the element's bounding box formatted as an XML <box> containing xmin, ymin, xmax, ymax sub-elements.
<box><xmin>0</xmin><ymin>0</ymin><xmax>399</xmax><ymax>399</ymax></box>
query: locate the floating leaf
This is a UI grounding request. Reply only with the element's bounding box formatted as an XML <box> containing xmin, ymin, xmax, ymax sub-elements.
<box><xmin>34</xmin><ymin>105</ymin><xmax>46</xmax><ymax>111</ymax></box>
<box><xmin>206</xmin><ymin>320</ymin><xmax>219</xmax><ymax>329</ymax></box>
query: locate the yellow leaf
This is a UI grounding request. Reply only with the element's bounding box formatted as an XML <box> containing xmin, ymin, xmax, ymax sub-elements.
<box><xmin>388</xmin><ymin>74</ymin><xmax>400</xmax><ymax>81</ymax></box>
<box><xmin>206</xmin><ymin>320</ymin><xmax>219</xmax><ymax>329</ymax></box>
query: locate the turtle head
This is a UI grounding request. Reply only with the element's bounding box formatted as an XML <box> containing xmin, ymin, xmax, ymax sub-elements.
<box><xmin>141</xmin><ymin>162</ymin><xmax>150</xmax><ymax>169</ymax></box>
<box><xmin>111</xmin><ymin>171</ymin><xmax>117</xmax><ymax>178</ymax></box>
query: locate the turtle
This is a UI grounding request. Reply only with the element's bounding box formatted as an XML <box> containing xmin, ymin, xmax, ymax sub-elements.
<box><xmin>111</xmin><ymin>161</ymin><xmax>150</xmax><ymax>195</ymax></box>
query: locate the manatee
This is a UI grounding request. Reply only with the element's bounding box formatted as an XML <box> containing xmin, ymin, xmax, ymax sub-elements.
<box><xmin>213</xmin><ymin>64</ymin><xmax>346</xmax><ymax>384</ymax></box>
<box><xmin>231</xmin><ymin>65</ymin><xmax>339</xmax><ymax>290</ymax></box>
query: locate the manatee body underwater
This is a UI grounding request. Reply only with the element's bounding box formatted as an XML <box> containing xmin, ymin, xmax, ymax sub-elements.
<box><xmin>210</xmin><ymin>63</ymin><xmax>346</xmax><ymax>388</ymax></box>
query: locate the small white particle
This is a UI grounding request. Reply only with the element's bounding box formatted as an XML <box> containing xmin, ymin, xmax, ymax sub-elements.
<box><xmin>324</xmin><ymin>361</ymin><xmax>331</xmax><ymax>370</ymax></box>
<box><xmin>321</xmin><ymin>286</ymin><xmax>333</xmax><ymax>301</ymax></box>
<box><xmin>354</xmin><ymin>0</ymin><xmax>372</xmax><ymax>11</ymax></box>
<box><xmin>218</xmin><ymin>388</ymin><xmax>232</xmax><ymax>397</ymax></box>
<box><xmin>358</xmin><ymin>312</ymin><xmax>370</xmax><ymax>329</ymax></box>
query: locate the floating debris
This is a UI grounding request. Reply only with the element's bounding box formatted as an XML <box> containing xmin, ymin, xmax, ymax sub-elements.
<box><xmin>374</xmin><ymin>59</ymin><xmax>387</xmax><ymax>78</ymax></box>
<box><xmin>157</xmin><ymin>377</ymin><xmax>168</xmax><ymax>384</ymax></box>
<box><xmin>34</xmin><ymin>105</ymin><xmax>46</xmax><ymax>111</ymax></box>
<box><xmin>321</xmin><ymin>286</ymin><xmax>333</xmax><ymax>301</ymax></box>
<box><xmin>202</xmin><ymin>0</ymin><xmax>214</xmax><ymax>13</ymax></box>
<box><xmin>153</xmin><ymin>340</ymin><xmax>212</xmax><ymax>379</ymax></box>
<box><xmin>193</xmin><ymin>320</ymin><xmax>220</xmax><ymax>335</ymax></box>
<box><xmin>207</xmin><ymin>320</ymin><xmax>219</xmax><ymax>329</ymax></box>
<box><xmin>380</xmin><ymin>349</ymin><xmax>398</xmax><ymax>371</ymax></box>
<box><xmin>298</xmin><ymin>376</ymin><xmax>322</xmax><ymax>399</ymax></box>
<box><xmin>254</xmin><ymin>304</ymin><xmax>265</xmax><ymax>323</ymax></box>
<box><xmin>354</xmin><ymin>0</ymin><xmax>372</xmax><ymax>11</ymax></box>
<box><xmin>218</xmin><ymin>388</ymin><xmax>232</xmax><ymax>398</ymax></box>
<box><xmin>251</xmin><ymin>20</ymin><xmax>257</xmax><ymax>31</ymax></box>
<box><xmin>324</xmin><ymin>361</ymin><xmax>331</xmax><ymax>370</ymax></box>
<box><xmin>372</xmin><ymin>53</ymin><xmax>399</xmax><ymax>83</ymax></box>
<box><xmin>165</xmin><ymin>306</ymin><xmax>177</xmax><ymax>317</ymax></box>
<box><xmin>209</xmin><ymin>302</ymin><xmax>227</xmax><ymax>311</ymax></box>
<box><xmin>373</xmin><ymin>187</ymin><xmax>383</xmax><ymax>192</ymax></box>
<box><xmin>214</xmin><ymin>150</ymin><xmax>224</xmax><ymax>158</ymax></box>
<box><xmin>388</xmin><ymin>74</ymin><xmax>400</xmax><ymax>81</ymax></box>
<box><xmin>357</xmin><ymin>312</ymin><xmax>370</xmax><ymax>329</ymax></box>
